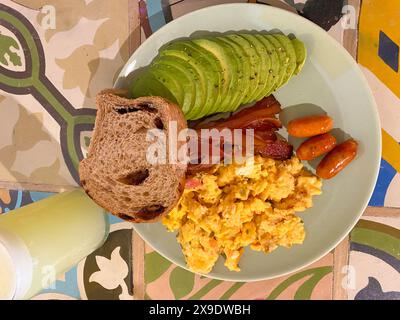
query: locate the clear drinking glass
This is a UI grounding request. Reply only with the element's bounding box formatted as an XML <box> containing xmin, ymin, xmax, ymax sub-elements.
<box><xmin>0</xmin><ymin>189</ymin><xmax>109</xmax><ymax>299</ymax></box>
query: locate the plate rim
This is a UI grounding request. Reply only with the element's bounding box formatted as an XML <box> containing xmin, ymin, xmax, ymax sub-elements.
<box><xmin>116</xmin><ymin>3</ymin><xmax>382</xmax><ymax>282</ymax></box>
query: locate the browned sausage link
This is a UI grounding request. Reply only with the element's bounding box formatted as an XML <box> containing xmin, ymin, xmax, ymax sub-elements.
<box><xmin>287</xmin><ymin>115</ymin><xmax>333</xmax><ymax>138</ymax></box>
<box><xmin>316</xmin><ymin>139</ymin><xmax>358</xmax><ymax>179</ymax></box>
<box><xmin>296</xmin><ymin>133</ymin><xmax>337</xmax><ymax>160</ymax></box>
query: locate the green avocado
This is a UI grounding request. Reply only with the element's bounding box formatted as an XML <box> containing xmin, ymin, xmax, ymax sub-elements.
<box><xmin>131</xmin><ymin>72</ymin><xmax>178</xmax><ymax>104</ymax></box>
<box><xmin>253</xmin><ymin>34</ymin><xmax>280</xmax><ymax>99</ymax></box>
<box><xmin>225</xmin><ymin>34</ymin><xmax>260</xmax><ymax>105</ymax></box>
<box><xmin>160</xmin><ymin>40</ymin><xmax>223</xmax><ymax>119</ymax></box>
<box><xmin>241</xmin><ymin>34</ymin><xmax>271</xmax><ymax>103</ymax></box>
<box><xmin>217</xmin><ymin>36</ymin><xmax>252</xmax><ymax>108</ymax></box>
<box><xmin>148</xmin><ymin>63</ymin><xmax>194</xmax><ymax>114</ymax></box>
<box><xmin>272</xmin><ymin>34</ymin><xmax>297</xmax><ymax>87</ymax></box>
<box><xmin>291</xmin><ymin>38</ymin><xmax>307</xmax><ymax>75</ymax></box>
<box><xmin>132</xmin><ymin>33</ymin><xmax>306</xmax><ymax>119</ymax></box>
<box><xmin>181</xmin><ymin>40</ymin><xmax>224</xmax><ymax>118</ymax></box>
<box><xmin>192</xmin><ymin>37</ymin><xmax>239</xmax><ymax>113</ymax></box>
<box><xmin>210</xmin><ymin>37</ymin><xmax>243</xmax><ymax>112</ymax></box>
<box><xmin>152</xmin><ymin>55</ymin><xmax>203</xmax><ymax>119</ymax></box>
<box><xmin>262</xmin><ymin>35</ymin><xmax>287</xmax><ymax>91</ymax></box>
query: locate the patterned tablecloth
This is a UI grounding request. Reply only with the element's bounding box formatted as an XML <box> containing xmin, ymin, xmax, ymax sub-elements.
<box><xmin>0</xmin><ymin>0</ymin><xmax>399</xmax><ymax>300</ymax></box>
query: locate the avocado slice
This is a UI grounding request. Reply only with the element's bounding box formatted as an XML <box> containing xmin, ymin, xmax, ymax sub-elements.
<box><xmin>272</xmin><ymin>34</ymin><xmax>297</xmax><ymax>87</ymax></box>
<box><xmin>217</xmin><ymin>36</ymin><xmax>252</xmax><ymax>109</ymax></box>
<box><xmin>209</xmin><ymin>37</ymin><xmax>245</xmax><ymax>112</ymax></box>
<box><xmin>160</xmin><ymin>41</ymin><xmax>221</xmax><ymax>119</ymax></box>
<box><xmin>131</xmin><ymin>72</ymin><xmax>179</xmax><ymax>104</ymax></box>
<box><xmin>241</xmin><ymin>34</ymin><xmax>271</xmax><ymax>103</ymax></box>
<box><xmin>262</xmin><ymin>35</ymin><xmax>287</xmax><ymax>91</ymax></box>
<box><xmin>291</xmin><ymin>38</ymin><xmax>307</xmax><ymax>75</ymax></box>
<box><xmin>225</xmin><ymin>34</ymin><xmax>260</xmax><ymax>105</ymax></box>
<box><xmin>181</xmin><ymin>40</ymin><xmax>224</xmax><ymax>118</ymax></box>
<box><xmin>149</xmin><ymin>60</ymin><xmax>196</xmax><ymax>115</ymax></box>
<box><xmin>253</xmin><ymin>34</ymin><xmax>280</xmax><ymax>99</ymax></box>
<box><xmin>152</xmin><ymin>55</ymin><xmax>204</xmax><ymax>119</ymax></box>
<box><xmin>192</xmin><ymin>37</ymin><xmax>239</xmax><ymax>113</ymax></box>
<box><xmin>149</xmin><ymin>63</ymin><xmax>194</xmax><ymax>115</ymax></box>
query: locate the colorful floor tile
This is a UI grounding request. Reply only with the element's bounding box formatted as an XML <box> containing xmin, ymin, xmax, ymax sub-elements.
<box><xmin>357</xmin><ymin>0</ymin><xmax>400</xmax><ymax>208</ymax></box>
<box><xmin>145</xmin><ymin>245</ymin><xmax>333</xmax><ymax>300</ymax></box>
<box><xmin>348</xmin><ymin>217</ymin><xmax>400</xmax><ymax>300</ymax></box>
<box><xmin>0</xmin><ymin>0</ymin><xmax>399</xmax><ymax>300</ymax></box>
<box><xmin>0</xmin><ymin>0</ymin><xmax>131</xmax><ymax>186</ymax></box>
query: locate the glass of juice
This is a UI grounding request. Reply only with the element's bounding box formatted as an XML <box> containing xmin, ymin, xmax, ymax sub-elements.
<box><xmin>0</xmin><ymin>189</ymin><xmax>109</xmax><ymax>299</ymax></box>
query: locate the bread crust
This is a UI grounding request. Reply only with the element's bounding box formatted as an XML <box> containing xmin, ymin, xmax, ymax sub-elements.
<box><xmin>79</xmin><ymin>89</ymin><xmax>187</xmax><ymax>223</ymax></box>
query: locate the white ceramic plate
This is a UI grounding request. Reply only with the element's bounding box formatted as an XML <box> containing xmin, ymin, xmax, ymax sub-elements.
<box><xmin>115</xmin><ymin>3</ymin><xmax>381</xmax><ymax>281</ymax></box>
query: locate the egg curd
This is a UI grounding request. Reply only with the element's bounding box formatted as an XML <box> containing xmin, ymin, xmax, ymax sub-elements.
<box><xmin>162</xmin><ymin>156</ymin><xmax>322</xmax><ymax>274</ymax></box>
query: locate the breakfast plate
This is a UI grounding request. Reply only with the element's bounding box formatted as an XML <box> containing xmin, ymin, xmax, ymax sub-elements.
<box><xmin>114</xmin><ymin>3</ymin><xmax>381</xmax><ymax>281</ymax></box>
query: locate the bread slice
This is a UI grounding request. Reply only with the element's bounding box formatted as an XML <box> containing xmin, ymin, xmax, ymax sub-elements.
<box><xmin>79</xmin><ymin>89</ymin><xmax>187</xmax><ymax>222</ymax></box>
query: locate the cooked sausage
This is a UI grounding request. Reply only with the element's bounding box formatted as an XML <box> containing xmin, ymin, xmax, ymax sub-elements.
<box><xmin>296</xmin><ymin>133</ymin><xmax>337</xmax><ymax>160</ymax></box>
<box><xmin>287</xmin><ymin>115</ymin><xmax>333</xmax><ymax>138</ymax></box>
<box><xmin>316</xmin><ymin>139</ymin><xmax>358</xmax><ymax>179</ymax></box>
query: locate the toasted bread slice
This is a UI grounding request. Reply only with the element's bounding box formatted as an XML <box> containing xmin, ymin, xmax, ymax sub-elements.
<box><xmin>79</xmin><ymin>90</ymin><xmax>187</xmax><ymax>222</ymax></box>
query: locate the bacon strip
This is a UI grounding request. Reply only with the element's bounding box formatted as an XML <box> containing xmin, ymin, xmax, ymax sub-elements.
<box><xmin>187</xmin><ymin>96</ymin><xmax>292</xmax><ymax>174</ymax></box>
<box><xmin>226</xmin><ymin>95</ymin><xmax>282</xmax><ymax>121</ymax></box>
<box><xmin>254</xmin><ymin>138</ymin><xmax>293</xmax><ymax>160</ymax></box>
<box><xmin>195</xmin><ymin>96</ymin><xmax>282</xmax><ymax>130</ymax></box>
<box><xmin>187</xmin><ymin>133</ymin><xmax>293</xmax><ymax>174</ymax></box>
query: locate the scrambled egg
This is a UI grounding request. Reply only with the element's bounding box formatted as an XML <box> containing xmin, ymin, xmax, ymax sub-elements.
<box><xmin>162</xmin><ymin>156</ymin><xmax>322</xmax><ymax>274</ymax></box>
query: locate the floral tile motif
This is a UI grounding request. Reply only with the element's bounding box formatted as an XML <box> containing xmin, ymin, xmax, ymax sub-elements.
<box><xmin>0</xmin><ymin>0</ymin><xmax>131</xmax><ymax>185</ymax></box>
<box><xmin>78</xmin><ymin>221</ymin><xmax>134</xmax><ymax>300</ymax></box>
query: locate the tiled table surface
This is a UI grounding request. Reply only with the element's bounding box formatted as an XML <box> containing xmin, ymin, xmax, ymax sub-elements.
<box><xmin>0</xmin><ymin>0</ymin><xmax>399</xmax><ymax>300</ymax></box>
